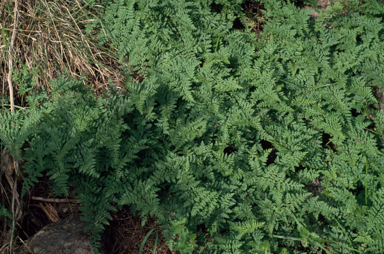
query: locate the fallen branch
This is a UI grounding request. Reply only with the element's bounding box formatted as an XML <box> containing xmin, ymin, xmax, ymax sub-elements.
<box><xmin>32</xmin><ymin>196</ymin><xmax>79</xmax><ymax>203</ymax></box>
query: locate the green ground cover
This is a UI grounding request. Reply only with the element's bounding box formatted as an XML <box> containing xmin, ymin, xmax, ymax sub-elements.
<box><xmin>1</xmin><ymin>0</ymin><xmax>384</xmax><ymax>253</ymax></box>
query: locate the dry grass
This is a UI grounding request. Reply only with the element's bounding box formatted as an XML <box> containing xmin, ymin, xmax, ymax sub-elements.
<box><xmin>0</xmin><ymin>0</ymin><xmax>128</xmax><ymax>106</ymax></box>
<box><xmin>0</xmin><ymin>0</ymin><xmax>170</xmax><ymax>253</ymax></box>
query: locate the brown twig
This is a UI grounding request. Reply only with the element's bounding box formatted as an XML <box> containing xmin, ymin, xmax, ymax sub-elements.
<box><xmin>7</xmin><ymin>0</ymin><xmax>19</xmax><ymax>115</ymax></box>
<box><xmin>32</xmin><ymin>196</ymin><xmax>79</xmax><ymax>203</ymax></box>
<box><xmin>17</xmin><ymin>236</ymin><xmax>34</xmax><ymax>253</ymax></box>
<box><xmin>9</xmin><ymin>159</ymin><xmax>22</xmax><ymax>254</ymax></box>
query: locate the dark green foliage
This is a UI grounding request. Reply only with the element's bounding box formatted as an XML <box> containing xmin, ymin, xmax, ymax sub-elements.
<box><xmin>2</xmin><ymin>0</ymin><xmax>384</xmax><ymax>253</ymax></box>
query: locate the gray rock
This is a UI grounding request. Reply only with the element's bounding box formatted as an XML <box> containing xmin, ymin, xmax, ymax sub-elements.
<box><xmin>20</xmin><ymin>213</ymin><xmax>111</xmax><ymax>254</ymax></box>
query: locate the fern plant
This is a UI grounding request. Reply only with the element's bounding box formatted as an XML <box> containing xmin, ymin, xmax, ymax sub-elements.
<box><xmin>1</xmin><ymin>0</ymin><xmax>384</xmax><ymax>253</ymax></box>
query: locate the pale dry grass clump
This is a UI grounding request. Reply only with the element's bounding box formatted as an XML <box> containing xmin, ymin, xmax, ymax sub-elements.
<box><xmin>0</xmin><ymin>0</ymin><xmax>127</xmax><ymax>111</ymax></box>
